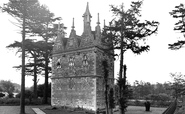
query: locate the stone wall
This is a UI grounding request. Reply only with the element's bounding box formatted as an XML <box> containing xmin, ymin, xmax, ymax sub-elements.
<box><xmin>51</xmin><ymin>47</ymin><xmax>114</xmax><ymax>111</ymax></box>
<box><xmin>51</xmin><ymin>48</ymin><xmax>97</xmax><ymax>110</ymax></box>
<box><xmin>51</xmin><ymin>77</ymin><xmax>96</xmax><ymax>110</ymax></box>
<box><xmin>95</xmin><ymin>48</ymin><xmax>114</xmax><ymax>110</ymax></box>
<box><xmin>95</xmin><ymin>48</ymin><xmax>114</xmax><ymax>79</ymax></box>
<box><xmin>52</xmin><ymin>49</ymin><xmax>95</xmax><ymax>77</ymax></box>
<box><xmin>96</xmin><ymin>77</ymin><xmax>105</xmax><ymax>109</ymax></box>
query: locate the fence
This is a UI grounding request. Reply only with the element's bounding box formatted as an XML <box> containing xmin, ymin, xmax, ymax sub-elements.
<box><xmin>162</xmin><ymin>99</ymin><xmax>177</xmax><ymax>114</ymax></box>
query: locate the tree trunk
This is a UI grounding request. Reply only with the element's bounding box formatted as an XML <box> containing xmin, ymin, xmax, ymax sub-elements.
<box><xmin>43</xmin><ymin>22</ymin><xmax>49</xmax><ymax>104</ymax></box>
<box><xmin>109</xmin><ymin>109</ymin><xmax>113</xmax><ymax>114</ymax></box>
<box><xmin>105</xmin><ymin>85</ymin><xmax>109</xmax><ymax>114</ymax></box>
<box><xmin>20</xmin><ymin>1</ymin><xmax>26</xmax><ymax>114</ymax></box>
<box><xmin>103</xmin><ymin>61</ymin><xmax>109</xmax><ymax>114</ymax></box>
<box><xmin>43</xmin><ymin>52</ymin><xmax>49</xmax><ymax>104</ymax></box>
<box><xmin>119</xmin><ymin>4</ymin><xmax>125</xmax><ymax>114</ymax></box>
<box><xmin>33</xmin><ymin>55</ymin><xmax>37</xmax><ymax>98</ymax></box>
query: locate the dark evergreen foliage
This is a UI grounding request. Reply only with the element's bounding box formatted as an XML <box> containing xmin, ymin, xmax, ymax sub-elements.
<box><xmin>1</xmin><ymin>0</ymin><xmax>65</xmax><ymax>104</ymax></box>
<box><xmin>103</xmin><ymin>1</ymin><xmax>159</xmax><ymax>55</ymax></box>
<box><xmin>109</xmin><ymin>88</ymin><xmax>115</xmax><ymax>109</ymax></box>
<box><xmin>102</xmin><ymin>1</ymin><xmax>159</xmax><ymax>114</ymax></box>
<box><xmin>102</xmin><ymin>60</ymin><xmax>109</xmax><ymax>114</ymax></box>
<box><xmin>169</xmin><ymin>3</ymin><xmax>185</xmax><ymax>50</ymax></box>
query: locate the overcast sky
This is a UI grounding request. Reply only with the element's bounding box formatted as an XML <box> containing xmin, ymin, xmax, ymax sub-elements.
<box><xmin>0</xmin><ymin>0</ymin><xmax>185</xmax><ymax>87</ymax></box>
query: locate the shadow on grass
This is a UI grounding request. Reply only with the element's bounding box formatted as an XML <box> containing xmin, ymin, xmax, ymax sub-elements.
<box><xmin>41</xmin><ymin>106</ymin><xmax>166</xmax><ymax>114</ymax></box>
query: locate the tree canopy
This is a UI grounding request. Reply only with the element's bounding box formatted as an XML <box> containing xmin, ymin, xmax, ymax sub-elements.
<box><xmin>1</xmin><ymin>0</ymin><xmax>65</xmax><ymax>103</ymax></box>
<box><xmin>102</xmin><ymin>1</ymin><xmax>159</xmax><ymax>114</ymax></box>
<box><xmin>0</xmin><ymin>80</ymin><xmax>15</xmax><ymax>94</ymax></box>
<box><xmin>169</xmin><ymin>3</ymin><xmax>185</xmax><ymax>50</ymax></box>
<box><xmin>103</xmin><ymin>1</ymin><xmax>159</xmax><ymax>55</ymax></box>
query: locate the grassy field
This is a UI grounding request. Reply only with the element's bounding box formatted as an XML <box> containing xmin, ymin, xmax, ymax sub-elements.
<box><xmin>124</xmin><ymin>106</ymin><xmax>166</xmax><ymax>114</ymax></box>
<box><xmin>42</xmin><ymin>106</ymin><xmax>167</xmax><ymax>114</ymax></box>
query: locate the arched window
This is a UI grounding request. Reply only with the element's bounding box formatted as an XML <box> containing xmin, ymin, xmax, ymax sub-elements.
<box><xmin>56</xmin><ymin>58</ymin><xmax>61</xmax><ymax>68</ymax></box>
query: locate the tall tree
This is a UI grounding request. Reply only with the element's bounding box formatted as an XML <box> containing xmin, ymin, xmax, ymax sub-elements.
<box><xmin>7</xmin><ymin>39</ymin><xmax>50</xmax><ymax>98</ymax></box>
<box><xmin>0</xmin><ymin>0</ymin><xmax>37</xmax><ymax>113</ymax></box>
<box><xmin>103</xmin><ymin>1</ymin><xmax>159</xmax><ymax>114</ymax></box>
<box><xmin>1</xmin><ymin>0</ymin><xmax>64</xmax><ymax>104</ymax></box>
<box><xmin>169</xmin><ymin>72</ymin><xmax>185</xmax><ymax>99</ymax></box>
<box><xmin>169</xmin><ymin>3</ymin><xmax>185</xmax><ymax>50</ymax></box>
<box><xmin>24</xmin><ymin>7</ymin><xmax>65</xmax><ymax>104</ymax></box>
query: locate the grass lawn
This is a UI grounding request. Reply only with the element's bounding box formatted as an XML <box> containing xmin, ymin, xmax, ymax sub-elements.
<box><xmin>124</xmin><ymin>106</ymin><xmax>167</xmax><ymax>114</ymax></box>
<box><xmin>42</xmin><ymin>106</ymin><xmax>167</xmax><ymax>114</ymax></box>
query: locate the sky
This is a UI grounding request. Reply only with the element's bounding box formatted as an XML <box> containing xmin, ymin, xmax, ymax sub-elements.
<box><xmin>0</xmin><ymin>0</ymin><xmax>185</xmax><ymax>87</ymax></box>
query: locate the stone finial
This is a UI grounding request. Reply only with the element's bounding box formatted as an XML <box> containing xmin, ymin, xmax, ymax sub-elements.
<box><xmin>104</xmin><ymin>19</ymin><xmax>106</xmax><ymax>27</ymax></box>
<box><xmin>83</xmin><ymin>2</ymin><xmax>92</xmax><ymax>23</ymax></box>
<box><xmin>58</xmin><ymin>22</ymin><xmax>60</xmax><ymax>31</ymax></box>
<box><xmin>69</xmin><ymin>18</ymin><xmax>76</xmax><ymax>38</ymax></box>
<box><xmin>82</xmin><ymin>2</ymin><xmax>92</xmax><ymax>34</ymax></box>
<box><xmin>97</xmin><ymin>13</ymin><xmax>100</xmax><ymax>25</ymax></box>
<box><xmin>72</xmin><ymin>18</ymin><xmax>75</xmax><ymax>29</ymax></box>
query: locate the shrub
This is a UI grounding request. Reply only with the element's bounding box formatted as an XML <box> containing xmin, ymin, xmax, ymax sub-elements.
<box><xmin>0</xmin><ymin>98</ymin><xmax>6</xmax><ymax>104</ymax></box>
<box><xmin>31</xmin><ymin>98</ymin><xmax>42</xmax><ymax>105</ymax></box>
<box><xmin>37</xmin><ymin>83</ymin><xmax>51</xmax><ymax>98</ymax></box>
<box><xmin>127</xmin><ymin>99</ymin><xmax>145</xmax><ymax>106</ymax></box>
<box><xmin>0</xmin><ymin>98</ymin><xmax>34</xmax><ymax>105</ymax></box>
<box><xmin>8</xmin><ymin>93</ymin><xmax>14</xmax><ymax>98</ymax></box>
<box><xmin>134</xmin><ymin>100</ymin><xmax>144</xmax><ymax>106</ymax></box>
<box><xmin>16</xmin><ymin>90</ymin><xmax>33</xmax><ymax>98</ymax></box>
<box><xmin>0</xmin><ymin>93</ymin><xmax>5</xmax><ymax>98</ymax></box>
<box><xmin>5</xmin><ymin>98</ymin><xmax>20</xmax><ymax>105</ymax></box>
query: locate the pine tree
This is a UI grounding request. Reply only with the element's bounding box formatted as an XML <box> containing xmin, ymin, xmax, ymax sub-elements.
<box><xmin>1</xmin><ymin>0</ymin><xmax>65</xmax><ymax>104</ymax></box>
<box><xmin>169</xmin><ymin>3</ymin><xmax>185</xmax><ymax>50</ymax></box>
<box><xmin>102</xmin><ymin>1</ymin><xmax>159</xmax><ymax>114</ymax></box>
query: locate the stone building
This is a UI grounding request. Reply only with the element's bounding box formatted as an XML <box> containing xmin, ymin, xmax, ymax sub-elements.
<box><xmin>51</xmin><ymin>3</ymin><xmax>114</xmax><ymax>111</ymax></box>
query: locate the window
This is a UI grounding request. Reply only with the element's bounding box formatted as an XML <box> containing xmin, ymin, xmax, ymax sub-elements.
<box><xmin>56</xmin><ymin>58</ymin><xmax>61</xmax><ymax>68</ymax></box>
<box><xmin>69</xmin><ymin>56</ymin><xmax>75</xmax><ymax>67</ymax></box>
<box><xmin>82</xmin><ymin>55</ymin><xmax>88</xmax><ymax>66</ymax></box>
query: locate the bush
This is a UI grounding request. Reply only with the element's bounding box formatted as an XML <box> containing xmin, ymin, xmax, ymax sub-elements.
<box><xmin>16</xmin><ymin>90</ymin><xmax>33</xmax><ymax>99</ymax></box>
<box><xmin>5</xmin><ymin>98</ymin><xmax>20</xmax><ymax>105</ymax></box>
<box><xmin>0</xmin><ymin>98</ymin><xmax>6</xmax><ymax>104</ymax></box>
<box><xmin>0</xmin><ymin>98</ymin><xmax>44</xmax><ymax>105</ymax></box>
<box><xmin>134</xmin><ymin>100</ymin><xmax>144</xmax><ymax>106</ymax></box>
<box><xmin>147</xmin><ymin>93</ymin><xmax>171</xmax><ymax>102</ymax></box>
<box><xmin>0</xmin><ymin>93</ymin><xmax>5</xmax><ymax>98</ymax></box>
<box><xmin>157</xmin><ymin>101</ymin><xmax>172</xmax><ymax>107</ymax></box>
<box><xmin>127</xmin><ymin>99</ymin><xmax>145</xmax><ymax>106</ymax></box>
<box><xmin>8</xmin><ymin>93</ymin><xmax>14</xmax><ymax>98</ymax></box>
<box><xmin>146</xmin><ymin>93</ymin><xmax>172</xmax><ymax>107</ymax></box>
<box><xmin>37</xmin><ymin>83</ymin><xmax>51</xmax><ymax>98</ymax></box>
<box><xmin>0</xmin><ymin>98</ymin><xmax>23</xmax><ymax>105</ymax></box>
